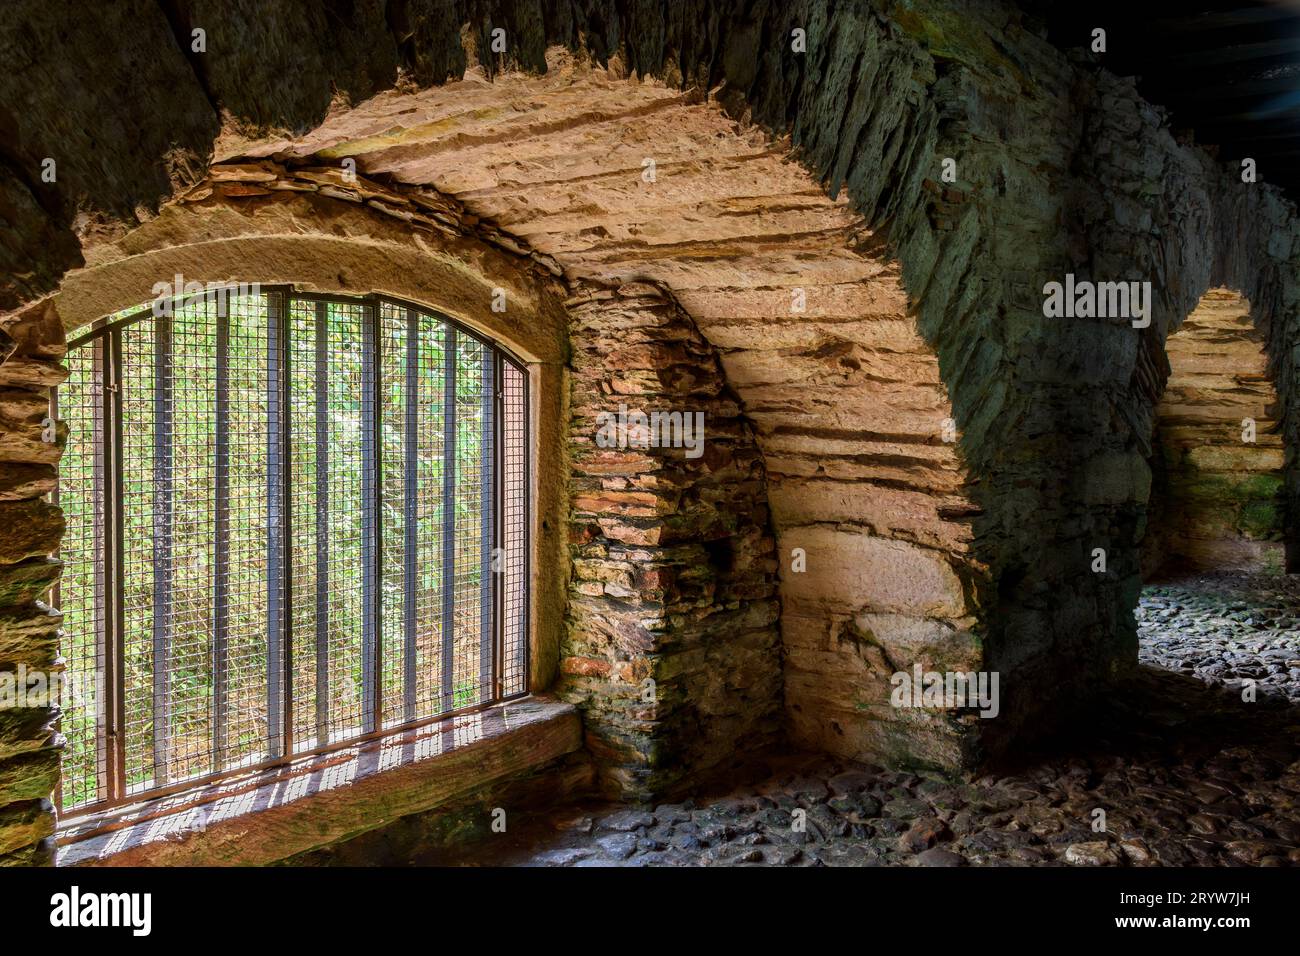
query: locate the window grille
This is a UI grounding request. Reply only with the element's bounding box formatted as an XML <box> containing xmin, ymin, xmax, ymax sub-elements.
<box><xmin>53</xmin><ymin>288</ymin><xmax>530</xmax><ymax>814</ymax></box>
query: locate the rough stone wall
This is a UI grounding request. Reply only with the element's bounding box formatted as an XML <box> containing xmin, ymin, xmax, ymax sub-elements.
<box><xmin>281</xmin><ymin>748</ymin><xmax>595</xmax><ymax>865</ymax></box>
<box><xmin>1144</xmin><ymin>290</ymin><xmax>1285</xmax><ymax>576</ymax></box>
<box><xmin>820</xmin><ymin>3</ymin><xmax>1300</xmax><ymax>751</ymax></box>
<box><xmin>245</xmin><ymin>54</ymin><xmax>984</xmax><ymax>771</ymax></box>
<box><xmin>0</xmin><ymin>303</ymin><xmax>66</xmax><ymax>865</ymax></box>
<box><xmin>5</xmin><ymin>0</ymin><xmax>1300</xmax><ymax>862</ymax></box>
<box><xmin>1071</xmin><ymin>66</ymin><xmax>1300</xmax><ymax>625</ymax></box>
<box><xmin>562</xmin><ymin>283</ymin><xmax>782</xmax><ymax>799</ymax></box>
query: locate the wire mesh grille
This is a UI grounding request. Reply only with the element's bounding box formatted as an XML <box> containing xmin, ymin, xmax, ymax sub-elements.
<box><xmin>287</xmin><ymin>297</ymin><xmax>372</xmax><ymax>752</ymax></box>
<box><xmin>223</xmin><ymin>295</ymin><xmax>274</xmax><ymax>771</ymax></box>
<box><xmin>502</xmin><ymin>361</ymin><xmax>529</xmax><ymax>697</ymax></box>
<box><xmin>54</xmin><ymin>341</ymin><xmax>106</xmax><ymax>808</ymax></box>
<box><xmin>378</xmin><ymin>303</ymin><xmax>457</xmax><ymax>728</ymax></box>
<box><xmin>54</xmin><ymin>290</ymin><xmax>530</xmax><ymax>813</ymax></box>
<box><xmin>112</xmin><ymin>294</ymin><xmax>276</xmax><ymax>795</ymax></box>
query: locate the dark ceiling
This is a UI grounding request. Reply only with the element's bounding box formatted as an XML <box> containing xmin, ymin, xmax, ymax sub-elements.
<box><xmin>1022</xmin><ymin>0</ymin><xmax>1300</xmax><ymax>197</ymax></box>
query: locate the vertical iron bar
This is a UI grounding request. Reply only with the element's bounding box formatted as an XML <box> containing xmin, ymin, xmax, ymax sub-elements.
<box><xmin>87</xmin><ymin>339</ymin><xmax>111</xmax><ymax>801</ymax></box>
<box><xmin>479</xmin><ymin>347</ymin><xmax>494</xmax><ymax>703</ymax></box>
<box><xmin>150</xmin><ymin>309</ymin><xmax>173</xmax><ymax>787</ymax></box>
<box><xmin>314</xmin><ymin>299</ymin><xmax>330</xmax><ymax>747</ymax></box>
<box><xmin>492</xmin><ymin>353</ymin><xmax>505</xmax><ymax>702</ymax></box>
<box><xmin>360</xmin><ymin>301</ymin><xmax>379</xmax><ymax>733</ymax></box>
<box><xmin>440</xmin><ymin>326</ymin><xmax>457</xmax><ymax>713</ymax></box>
<box><xmin>281</xmin><ymin>293</ymin><xmax>294</xmax><ymax>757</ymax></box>
<box><xmin>48</xmin><ymin>380</ymin><xmax>61</xmax><ymax>618</ymax></box>
<box><xmin>108</xmin><ymin>331</ymin><xmax>126</xmax><ymax>800</ymax></box>
<box><xmin>212</xmin><ymin>302</ymin><xmax>230</xmax><ymax>771</ymax></box>
<box><xmin>48</xmin><ymin>380</ymin><xmax>63</xmax><ymax>813</ymax></box>
<box><xmin>403</xmin><ymin>308</ymin><xmax>418</xmax><ymax>722</ymax></box>
<box><xmin>521</xmin><ymin>363</ymin><xmax>531</xmax><ymax>694</ymax></box>
<box><xmin>266</xmin><ymin>292</ymin><xmax>285</xmax><ymax>759</ymax></box>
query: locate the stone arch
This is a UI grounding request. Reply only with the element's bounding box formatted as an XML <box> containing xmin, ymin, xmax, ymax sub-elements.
<box><xmin>47</xmin><ymin>184</ymin><xmax>576</xmax><ymax>696</ymax></box>
<box><xmin>234</xmin><ymin>53</ymin><xmax>988</xmax><ymax>773</ymax></box>
<box><xmin>1090</xmin><ymin>85</ymin><xmax>1300</xmax><ymax>589</ymax></box>
<box><xmin>1046</xmin><ymin>68</ymin><xmax>1300</xmax><ymax>749</ymax></box>
<box><xmin>8</xmin><ymin>0</ymin><xmax>1300</xmax><ymax>867</ymax></box>
<box><xmin>1143</xmin><ymin>288</ymin><xmax>1285</xmax><ymax>577</ymax></box>
<box><xmin>40</xmin><ymin>160</ymin><xmax>799</xmax><ymax>800</ymax></box>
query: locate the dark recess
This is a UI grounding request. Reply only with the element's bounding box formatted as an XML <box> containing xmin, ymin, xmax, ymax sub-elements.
<box><xmin>1025</xmin><ymin>0</ymin><xmax>1300</xmax><ymax>196</ymax></box>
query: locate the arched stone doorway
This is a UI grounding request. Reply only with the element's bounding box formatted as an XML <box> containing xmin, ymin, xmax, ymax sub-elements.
<box><xmin>1144</xmin><ymin>288</ymin><xmax>1285</xmax><ymax>578</ymax></box>
<box><xmin>1137</xmin><ymin>287</ymin><xmax>1297</xmax><ymax>706</ymax></box>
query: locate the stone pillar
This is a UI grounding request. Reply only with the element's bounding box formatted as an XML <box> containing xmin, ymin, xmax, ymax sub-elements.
<box><xmin>561</xmin><ymin>283</ymin><xmax>782</xmax><ymax>800</ymax></box>
<box><xmin>0</xmin><ymin>301</ymin><xmax>67</xmax><ymax>866</ymax></box>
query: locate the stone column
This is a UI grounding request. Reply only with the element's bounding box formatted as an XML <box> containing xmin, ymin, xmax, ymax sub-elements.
<box><xmin>560</xmin><ymin>283</ymin><xmax>782</xmax><ymax>801</ymax></box>
<box><xmin>0</xmin><ymin>301</ymin><xmax>67</xmax><ymax>865</ymax></box>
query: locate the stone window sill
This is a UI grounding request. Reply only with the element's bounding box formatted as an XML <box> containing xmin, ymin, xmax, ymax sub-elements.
<box><xmin>57</xmin><ymin>697</ymin><xmax>581</xmax><ymax>866</ymax></box>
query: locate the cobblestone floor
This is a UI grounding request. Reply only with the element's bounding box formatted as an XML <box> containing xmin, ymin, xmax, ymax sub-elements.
<box><xmin>1139</xmin><ymin>571</ymin><xmax>1300</xmax><ymax>704</ymax></box>
<box><xmin>459</xmin><ymin>572</ymin><xmax>1300</xmax><ymax>866</ymax></box>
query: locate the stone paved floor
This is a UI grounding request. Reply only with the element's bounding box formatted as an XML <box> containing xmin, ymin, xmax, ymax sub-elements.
<box><xmin>1139</xmin><ymin>571</ymin><xmax>1300</xmax><ymax>704</ymax></box>
<box><xmin>457</xmin><ymin>572</ymin><xmax>1300</xmax><ymax>866</ymax></box>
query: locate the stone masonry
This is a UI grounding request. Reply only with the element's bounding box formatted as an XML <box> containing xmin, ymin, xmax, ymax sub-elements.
<box><xmin>4</xmin><ymin>0</ymin><xmax>1300</xmax><ymax>864</ymax></box>
<box><xmin>0</xmin><ymin>303</ymin><xmax>67</xmax><ymax>865</ymax></box>
<box><xmin>563</xmin><ymin>283</ymin><xmax>782</xmax><ymax>799</ymax></box>
<box><xmin>1145</xmin><ymin>289</ymin><xmax>1286</xmax><ymax>576</ymax></box>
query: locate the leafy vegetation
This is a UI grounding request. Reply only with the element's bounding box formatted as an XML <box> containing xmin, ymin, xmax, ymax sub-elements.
<box><xmin>57</xmin><ymin>294</ymin><xmax>504</xmax><ymax>808</ymax></box>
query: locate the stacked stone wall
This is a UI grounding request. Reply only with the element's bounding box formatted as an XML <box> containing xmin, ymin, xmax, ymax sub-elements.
<box><xmin>562</xmin><ymin>283</ymin><xmax>783</xmax><ymax>798</ymax></box>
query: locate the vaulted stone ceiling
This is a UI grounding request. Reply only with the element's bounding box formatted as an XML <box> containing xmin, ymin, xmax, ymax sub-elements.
<box><xmin>235</xmin><ymin>51</ymin><xmax>980</xmax><ymax>766</ymax></box>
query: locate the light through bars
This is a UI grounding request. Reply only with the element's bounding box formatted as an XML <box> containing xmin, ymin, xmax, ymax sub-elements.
<box><xmin>54</xmin><ymin>289</ymin><xmax>530</xmax><ymax>813</ymax></box>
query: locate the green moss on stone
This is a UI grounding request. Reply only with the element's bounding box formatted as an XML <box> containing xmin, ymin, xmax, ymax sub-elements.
<box><xmin>1238</xmin><ymin>499</ymin><xmax>1282</xmax><ymax>539</ymax></box>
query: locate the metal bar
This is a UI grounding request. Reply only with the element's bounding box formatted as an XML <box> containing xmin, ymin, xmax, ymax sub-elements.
<box><xmin>314</xmin><ymin>299</ymin><xmax>330</xmax><ymax>747</ymax></box>
<box><xmin>281</xmin><ymin>293</ymin><xmax>294</xmax><ymax>757</ymax></box>
<box><xmin>519</xmin><ymin>361</ymin><xmax>532</xmax><ymax>695</ymax></box>
<box><xmin>48</xmin><ymin>379</ymin><xmax>62</xmax><ymax>814</ymax></box>
<box><xmin>150</xmin><ymin>310</ymin><xmax>173</xmax><ymax>787</ymax></box>
<box><xmin>212</xmin><ymin>302</ymin><xmax>230</xmax><ymax>771</ymax></box>
<box><xmin>441</xmin><ymin>325</ymin><xmax>457</xmax><ymax>713</ymax></box>
<box><xmin>108</xmin><ymin>331</ymin><xmax>126</xmax><ymax>801</ymax></box>
<box><xmin>83</xmin><ymin>341</ymin><xmax>110</xmax><ymax>802</ymax></box>
<box><xmin>492</xmin><ymin>351</ymin><xmax>505</xmax><ymax>702</ymax></box>
<box><xmin>360</xmin><ymin>301</ymin><xmax>379</xmax><ymax>734</ymax></box>
<box><xmin>479</xmin><ymin>348</ymin><xmax>494</xmax><ymax>702</ymax></box>
<box><xmin>66</xmin><ymin>286</ymin><xmax>266</xmax><ymax>351</ymax></box>
<box><xmin>266</xmin><ymin>292</ymin><xmax>285</xmax><ymax>759</ymax></box>
<box><xmin>403</xmin><ymin>308</ymin><xmax>418</xmax><ymax>722</ymax></box>
<box><xmin>372</xmin><ymin>298</ymin><xmax>383</xmax><ymax>735</ymax></box>
<box><xmin>374</xmin><ymin>295</ymin><xmax>529</xmax><ymax>369</ymax></box>
<box><xmin>66</xmin><ymin>325</ymin><xmax>113</xmax><ymax>352</ymax></box>
<box><xmin>283</xmin><ymin>295</ymin><xmax>296</xmax><ymax>759</ymax></box>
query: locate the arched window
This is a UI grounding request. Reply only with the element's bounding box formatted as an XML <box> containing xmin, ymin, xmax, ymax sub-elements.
<box><xmin>54</xmin><ymin>287</ymin><xmax>530</xmax><ymax>813</ymax></box>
